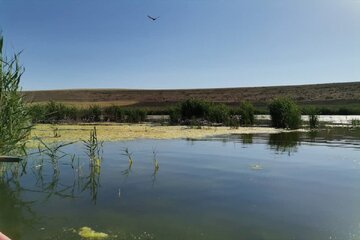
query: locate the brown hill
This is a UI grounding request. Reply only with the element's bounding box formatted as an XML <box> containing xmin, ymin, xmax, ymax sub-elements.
<box><xmin>24</xmin><ymin>82</ymin><xmax>360</xmax><ymax>108</ymax></box>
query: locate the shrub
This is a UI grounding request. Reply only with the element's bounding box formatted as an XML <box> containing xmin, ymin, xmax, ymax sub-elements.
<box><xmin>269</xmin><ymin>97</ymin><xmax>301</xmax><ymax>129</ymax></box>
<box><xmin>207</xmin><ymin>104</ymin><xmax>230</xmax><ymax>123</ymax></box>
<box><xmin>29</xmin><ymin>104</ymin><xmax>46</xmax><ymax>123</ymax></box>
<box><xmin>306</xmin><ymin>107</ymin><xmax>319</xmax><ymax>129</ymax></box>
<box><xmin>45</xmin><ymin>101</ymin><xmax>77</xmax><ymax>122</ymax></box>
<box><xmin>82</xmin><ymin>105</ymin><xmax>102</xmax><ymax>122</ymax></box>
<box><xmin>227</xmin><ymin>115</ymin><xmax>240</xmax><ymax>129</ymax></box>
<box><xmin>0</xmin><ymin>35</ymin><xmax>32</xmax><ymax>154</ymax></box>
<box><xmin>104</xmin><ymin>105</ymin><xmax>125</xmax><ymax>122</ymax></box>
<box><xmin>238</xmin><ymin>101</ymin><xmax>255</xmax><ymax>126</ymax></box>
<box><xmin>126</xmin><ymin>109</ymin><xmax>147</xmax><ymax>123</ymax></box>
<box><xmin>169</xmin><ymin>106</ymin><xmax>181</xmax><ymax>124</ymax></box>
<box><xmin>176</xmin><ymin>99</ymin><xmax>232</xmax><ymax>125</ymax></box>
<box><xmin>180</xmin><ymin>99</ymin><xmax>210</xmax><ymax>120</ymax></box>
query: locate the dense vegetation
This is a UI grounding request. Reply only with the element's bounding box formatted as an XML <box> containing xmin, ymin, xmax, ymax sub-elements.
<box><xmin>0</xmin><ymin>35</ymin><xmax>32</xmax><ymax>154</ymax></box>
<box><xmin>169</xmin><ymin>99</ymin><xmax>255</xmax><ymax>127</ymax></box>
<box><xmin>28</xmin><ymin>99</ymin><xmax>257</xmax><ymax>127</ymax></box>
<box><xmin>26</xmin><ymin>97</ymin><xmax>360</xmax><ymax>130</ymax></box>
<box><xmin>29</xmin><ymin>102</ymin><xmax>148</xmax><ymax>123</ymax></box>
<box><xmin>269</xmin><ymin>97</ymin><xmax>302</xmax><ymax>129</ymax></box>
<box><xmin>305</xmin><ymin>107</ymin><xmax>319</xmax><ymax>129</ymax></box>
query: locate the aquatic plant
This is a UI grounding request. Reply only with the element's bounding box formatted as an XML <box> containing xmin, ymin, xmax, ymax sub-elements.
<box><xmin>51</xmin><ymin>124</ymin><xmax>61</xmax><ymax>138</ymax></box>
<box><xmin>309</xmin><ymin>109</ymin><xmax>319</xmax><ymax>129</ymax></box>
<box><xmin>269</xmin><ymin>97</ymin><xmax>301</xmax><ymax>129</ymax></box>
<box><xmin>83</xmin><ymin>127</ymin><xmax>103</xmax><ymax>166</ymax></box>
<box><xmin>82</xmin><ymin>128</ymin><xmax>103</xmax><ymax>204</ymax></box>
<box><xmin>0</xmin><ymin>34</ymin><xmax>32</xmax><ymax>155</ymax></box>
<box><xmin>121</xmin><ymin>147</ymin><xmax>133</xmax><ymax>166</ymax></box>
<box><xmin>78</xmin><ymin>226</ymin><xmax>108</xmax><ymax>239</ymax></box>
<box><xmin>152</xmin><ymin>148</ymin><xmax>159</xmax><ymax>171</ymax></box>
<box><xmin>36</xmin><ymin>138</ymin><xmax>75</xmax><ymax>162</ymax></box>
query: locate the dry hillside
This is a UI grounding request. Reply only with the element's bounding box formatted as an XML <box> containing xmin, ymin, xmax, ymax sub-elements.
<box><xmin>24</xmin><ymin>82</ymin><xmax>360</xmax><ymax>107</ymax></box>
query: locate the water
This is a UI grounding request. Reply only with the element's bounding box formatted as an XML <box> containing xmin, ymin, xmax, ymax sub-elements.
<box><xmin>1</xmin><ymin>129</ymin><xmax>360</xmax><ymax>240</ymax></box>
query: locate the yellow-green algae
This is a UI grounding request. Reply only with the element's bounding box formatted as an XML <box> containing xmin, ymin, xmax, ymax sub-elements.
<box><xmin>78</xmin><ymin>227</ymin><xmax>108</xmax><ymax>239</ymax></box>
<box><xmin>27</xmin><ymin>123</ymin><xmax>305</xmax><ymax>147</ymax></box>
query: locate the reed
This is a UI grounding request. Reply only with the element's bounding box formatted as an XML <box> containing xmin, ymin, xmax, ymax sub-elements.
<box><xmin>121</xmin><ymin>147</ymin><xmax>133</xmax><ymax>166</ymax></box>
<box><xmin>0</xmin><ymin>34</ymin><xmax>32</xmax><ymax>155</ymax></box>
<box><xmin>83</xmin><ymin>127</ymin><xmax>103</xmax><ymax>167</ymax></box>
<box><xmin>238</xmin><ymin>101</ymin><xmax>255</xmax><ymax>126</ymax></box>
<box><xmin>152</xmin><ymin>148</ymin><xmax>159</xmax><ymax>171</ymax></box>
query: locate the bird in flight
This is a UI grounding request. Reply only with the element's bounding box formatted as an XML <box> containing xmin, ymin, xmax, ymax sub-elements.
<box><xmin>147</xmin><ymin>15</ymin><xmax>159</xmax><ymax>21</ymax></box>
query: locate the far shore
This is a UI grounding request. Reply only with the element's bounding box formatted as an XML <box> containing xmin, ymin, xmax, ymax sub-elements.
<box><xmin>28</xmin><ymin>123</ymin><xmax>306</xmax><ymax>147</ymax></box>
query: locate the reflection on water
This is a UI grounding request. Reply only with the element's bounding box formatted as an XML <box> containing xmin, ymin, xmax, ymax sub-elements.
<box><xmin>0</xmin><ymin>163</ymin><xmax>38</xmax><ymax>240</ymax></box>
<box><xmin>1</xmin><ymin>130</ymin><xmax>360</xmax><ymax>239</ymax></box>
<box><xmin>268</xmin><ymin>132</ymin><xmax>301</xmax><ymax>154</ymax></box>
<box><xmin>240</xmin><ymin>134</ymin><xmax>253</xmax><ymax>145</ymax></box>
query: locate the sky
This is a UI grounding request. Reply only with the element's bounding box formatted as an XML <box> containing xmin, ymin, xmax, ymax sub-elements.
<box><xmin>0</xmin><ymin>0</ymin><xmax>359</xmax><ymax>90</ymax></box>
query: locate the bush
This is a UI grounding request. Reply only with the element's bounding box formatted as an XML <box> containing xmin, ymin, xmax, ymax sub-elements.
<box><xmin>0</xmin><ymin>35</ymin><xmax>32</xmax><ymax>154</ymax></box>
<box><xmin>207</xmin><ymin>104</ymin><xmax>230</xmax><ymax>123</ymax></box>
<box><xmin>104</xmin><ymin>106</ymin><xmax>125</xmax><ymax>122</ymax></box>
<box><xmin>45</xmin><ymin>101</ymin><xmax>78</xmax><ymax>122</ymax></box>
<box><xmin>306</xmin><ymin>107</ymin><xmax>319</xmax><ymax>129</ymax></box>
<box><xmin>169</xmin><ymin>106</ymin><xmax>181</xmax><ymax>124</ymax></box>
<box><xmin>126</xmin><ymin>109</ymin><xmax>147</xmax><ymax>123</ymax></box>
<box><xmin>180</xmin><ymin>99</ymin><xmax>210</xmax><ymax>120</ymax></box>
<box><xmin>29</xmin><ymin>104</ymin><xmax>46</xmax><ymax>123</ymax></box>
<box><xmin>176</xmin><ymin>99</ymin><xmax>232</xmax><ymax>125</ymax></box>
<box><xmin>82</xmin><ymin>105</ymin><xmax>102</xmax><ymax>122</ymax></box>
<box><xmin>238</xmin><ymin>101</ymin><xmax>255</xmax><ymax>126</ymax></box>
<box><xmin>269</xmin><ymin>97</ymin><xmax>301</xmax><ymax>129</ymax></box>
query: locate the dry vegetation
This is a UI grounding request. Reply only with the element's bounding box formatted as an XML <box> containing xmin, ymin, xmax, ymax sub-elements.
<box><xmin>24</xmin><ymin>82</ymin><xmax>360</xmax><ymax>108</ymax></box>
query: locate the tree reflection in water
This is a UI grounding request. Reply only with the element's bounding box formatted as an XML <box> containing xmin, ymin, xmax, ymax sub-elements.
<box><xmin>268</xmin><ymin>132</ymin><xmax>301</xmax><ymax>155</ymax></box>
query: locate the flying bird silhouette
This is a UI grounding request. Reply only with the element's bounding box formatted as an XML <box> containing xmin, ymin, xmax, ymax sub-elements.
<box><xmin>147</xmin><ymin>15</ymin><xmax>159</xmax><ymax>21</ymax></box>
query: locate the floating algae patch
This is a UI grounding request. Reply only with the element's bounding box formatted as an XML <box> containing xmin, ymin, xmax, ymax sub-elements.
<box><xmin>27</xmin><ymin>123</ymin><xmax>299</xmax><ymax>147</ymax></box>
<box><xmin>78</xmin><ymin>227</ymin><xmax>109</xmax><ymax>239</ymax></box>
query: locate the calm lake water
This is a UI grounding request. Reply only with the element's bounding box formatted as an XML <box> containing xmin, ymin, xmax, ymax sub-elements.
<box><xmin>1</xmin><ymin>128</ymin><xmax>360</xmax><ymax>240</ymax></box>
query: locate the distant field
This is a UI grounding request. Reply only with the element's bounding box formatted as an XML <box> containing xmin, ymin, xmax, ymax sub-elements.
<box><xmin>24</xmin><ymin>82</ymin><xmax>360</xmax><ymax>110</ymax></box>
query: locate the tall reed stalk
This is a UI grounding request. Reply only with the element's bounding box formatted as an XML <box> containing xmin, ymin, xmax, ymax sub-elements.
<box><xmin>83</xmin><ymin>127</ymin><xmax>103</xmax><ymax>167</ymax></box>
<box><xmin>0</xmin><ymin>34</ymin><xmax>32</xmax><ymax>155</ymax></box>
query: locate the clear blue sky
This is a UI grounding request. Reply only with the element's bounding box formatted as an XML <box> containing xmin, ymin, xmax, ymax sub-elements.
<box><xmin>0</xmin><ymin>0</ymin><xmax>359</xmax><ymax>90</ymax></box>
